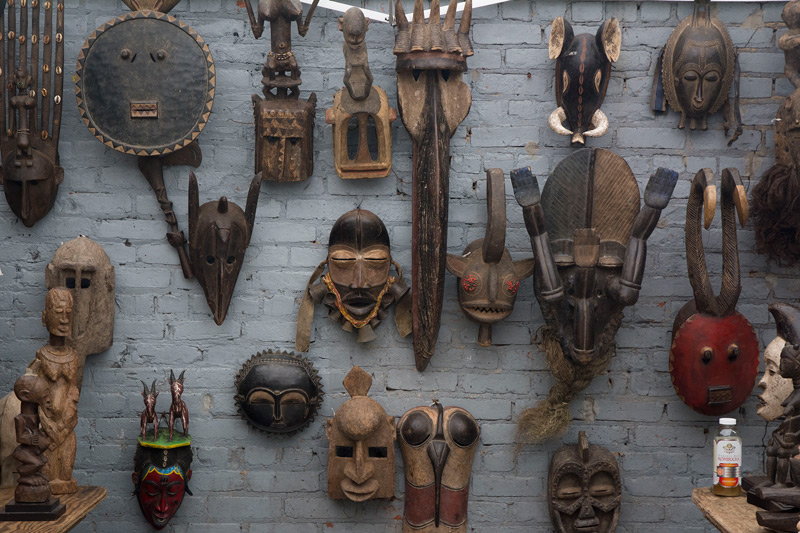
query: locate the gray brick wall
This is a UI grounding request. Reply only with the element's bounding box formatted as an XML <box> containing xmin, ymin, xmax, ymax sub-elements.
<box><xmin>0</xmin><ymin>0</ymin><xmax>791</xmax><ymax>531</ymax></box>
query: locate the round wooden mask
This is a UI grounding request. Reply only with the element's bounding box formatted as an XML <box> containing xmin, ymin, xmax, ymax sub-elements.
<box><xmin>75</xmin><ymin>10</ymin><xmax>215</xmax><ymax>156</ymax></box>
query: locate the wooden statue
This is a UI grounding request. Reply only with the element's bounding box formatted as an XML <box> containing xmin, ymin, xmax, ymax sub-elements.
<box><xmin>759</xmin><ymin>337</ymin><xmax>795</xmax><ymax>423</ymax></box>
<box><xmin>296</xmin><ymin>208</ymin><xmax>410</xmax><ymax>351</ymax></box>
<box><xmin>751</xmin><ymin>1</ymin><xmax>800</xmax><ymax>265</ymax></box>
<box><xmin>234</xmin><ymin>350</ymin><xmax>323</xmax><ymax>435</ymax></box>
<box><xmin>548</xmin><ymin>17</ymin><xmax>620</xmax><ymax>145</ymax></box>
<box><xmin>75</xmin><ymin>0</ymin><xmax>215</xmax><ymax>279</ymax></box>
<box><xmin>325</xmin><ymin>7</ymin><xmax>396</xmax><ymax>179</ymax></box>
<box><xmin>0</xmin><ymin>0</ymin><xmax>65</xmax><ymax>227</ymax></box>
<box><xmin>243</xmin><ymin>0</ymin><xmax>320</xmax><ymax>182</ymax></box>
<box><xmin>510</xmin><ymin>152</ymin><xmax>678</xmax><ymax>443</ymax></box>
<box><xmin>167</xmin><ymin>370</ymin><xmax>188</xmax><ymax>442</ymax></box>
<box><xmin>548</xmin><ymin>432</ymin><xmax>621</xmax><ymax>533</ymax></box>
<box><xmin>397</xmin><ymin>402</ymin><xmax>480</xmax><ymax>532</ymax></box>
<box><xmin>0</xmin><ymin>375</ymin><xmax>65</xmax><ymax>522</ymax></box>
<box><xmin>446</xmin><ymin>169</ymin><xmax>534</xmax><ymax>346</ymax></box>
<box><xmin>669</xmin><ymin>168</ymin><xmax>759</xmax><ymax>416</ymax></box>
<box><xmin>394</xmin><ymin>0</ymin><xmax>474</xmax><ymax>371</ymax></box>
<box><xmin>326</xmin><ymin>366</ymin><xmax>394</xmax><ymax>502</ymax></box>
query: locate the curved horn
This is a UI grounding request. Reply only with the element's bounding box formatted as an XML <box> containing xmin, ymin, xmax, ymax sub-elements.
<box><xmin>169</xmin><ymin>369</ymin><xmax>175</xmax><ymax>383</ymax></box>
<box><xmin>770</xmin><ymin>303</ymin><xmax>800</xmax><ymax>346</ymax></box>
<box><xmin>583</xmin><ymin>109</ymin><xmax>609</xmax><ymax>138</ymax></box>
<box><xmin>685</xmin><ymin>169</ymin><xmax>719</xmax><ymax>316</ymax></box>
<box><xmin>716</xmin><ymin>168</ymin><xmax>744</xmax><ymax>316</ymax></box>
<box><xmin>178</xmin><ymin>370</ymin><xmax>186</xmax><ymax>383</ymax></box>
<box><xmin>482</xmin><ymin>169</ymin><xmax>506</xmax><ymax>263</ymax></box>
<box><xmin>141</xmin><ymin>380</ymin><xmax>148</xmax><ymax>395</ymax></box>
<box><xmin>151</xmin><ymin>379</ymin><xmax>158</xmax><ymax>396</ymax></box>
<box><xmin>548</xmin><ymin>107</ymin><xmax>572</xmax><ymax>137</ymax></box>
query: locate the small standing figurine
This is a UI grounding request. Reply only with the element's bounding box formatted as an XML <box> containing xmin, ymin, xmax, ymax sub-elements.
<box><xmin>140</xmin><ymin>380</ymin><xmax>159</xmax><ymax>441</ymax></box>
<box><xmin>243</xmin><ymin>0</ymin><xmax>320</xmax><ymax>182</ymax></box>
<box><xmin>325</xmin><ymin>7</ymin><xmax>396</xmax><ymax>179</ymax></box>
<box><xmin>167</xmin><ymin>370</ymin><xmax>188</xmax><ymax>442</ymax></box>
<box><xmin>0</xmin><ymin>376</ymin><xmax>66</xmax><ymax>521</ymax></box>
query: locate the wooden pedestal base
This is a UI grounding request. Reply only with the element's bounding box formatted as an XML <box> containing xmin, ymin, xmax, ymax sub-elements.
<box><xmin>0</xmin><ymin>499</ymin><xmax>65</xmax><ymax>521</ymax></box>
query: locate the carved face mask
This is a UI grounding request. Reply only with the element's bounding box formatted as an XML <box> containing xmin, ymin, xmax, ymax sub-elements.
<box><xmin>326</xmin><ymin>366</ymin><xmax>394</xmax><ymax>502</ymax></box>
<box><xmin>132</xmin><ymin>443</ymin><xmax>193</xmax><ymax>530</ymax></box>
<box><xmin>758</xmin><ymin>337</ymin><xmax>794</xmax><ymax>422</ymax></box>
<box><xmin>663</xmin><ymin>0</ymin><xmax>735</xmax><ymax>130</ymax></box>
<box><xmin>548</xmin><ymin>431</ymin><xmax>621</xmax><ymax>533</ymax></box>
<box><xmin>446</xmin><ymin>169</ymin><xmax>534</xmax><ymax>346</ymax></box>
<box><xmin>548</xmin><ymin>17</ymin><xmax>620</xmax><ymax>145</ymax></box>
<box><xmin>234</xmin><ymin>350</ymin><xmax>323</xmax><ymax>435</ymax></box>
<box><xmin>188</xmin><ymin>172</ymin><xmax>260</xmax><ymax>325</ymax></box>
<box><xmin>45</xmin><ymin>236</ymin><xmax>115</xmax><ymax>357</ymax></box>
<box><xmin>296</xmin><ymin>208</ymin><xmax>410</xmax><ymax>351</ymax></box>
<box><xmin>397</xmin><ymin>402</ymin><xmax>480</xmax><ymax>532</ymax></box>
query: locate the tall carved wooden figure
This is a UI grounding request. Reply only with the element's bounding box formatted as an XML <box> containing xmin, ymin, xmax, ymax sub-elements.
<box><xmin>75</xmin><ymin>0</ymin><xmax>216</xmax><ymax>279</ymax></box>
<box><xmin>669</xmin><ymin>168</ymin><xmax>759</xmax><ymax>416</ymax></box>
<box><xmin>0</xmin><ymin>0</ymin><xmax>65</xmax><ymax>226</ymax></box>
<box><xmin>548</xmin><ymin>17</ymin><xmax>620</xmax><ymax>145</ymax></box>
<box><xmin>326</xmin><ymin>8</ymin><xmax>396</xmax><ymax>179</ymax></box>
<box><xmin>394</xmin><ymin>0</ymin><xmax>474</xmax><ymax>370</ymax></box>
<box><xmin>243</xmin><ymin>0</ymin><xmax>319</xmax><ymax>182</ymax></box>
<box><xmin>446</xmin><ymin>169</ymin><xmax>534</xmax><ymax>346</ymax></box>
<box><xmin>397</xmin><ymin>402</ymin><xmax>480</xmax><ymax>532</ymax></box>
<box><xmin>510</xmin><ymin>152</ymin><xmax>678</xmax><ymax>443</ymax></box>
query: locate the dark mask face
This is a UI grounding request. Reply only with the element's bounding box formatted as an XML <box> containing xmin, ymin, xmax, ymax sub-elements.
<box><xmin>549</xmin><ymin>17</ymin><xmax>620</xmax><ymax>145</ymax></box>
<box><xmin>234</xmin><ymin>351</ymin><xmax>323</xmax><ymax>435</ymax></box>
<box><xmin>548</xmin><ymin>433</ymin><xmax>621</xmax><ymax>533</ymax></box>
<box><xmin>2</xmin><ymin>148</ymin><xmax>62</xmax><ymax>227</ymax></box>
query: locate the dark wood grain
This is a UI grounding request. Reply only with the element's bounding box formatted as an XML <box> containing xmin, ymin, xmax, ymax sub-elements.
<box><xmin>0</xmin><ymin>486</ymin><xmax>105</xmax><ymax>533</ymax></box>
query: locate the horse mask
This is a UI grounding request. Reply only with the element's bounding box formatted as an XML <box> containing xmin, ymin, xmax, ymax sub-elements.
<box><xmin>548</xmin><ymin>17</ymin><xmax>620</xmax><ymax>145</ymax></box>
<box><xmin>669</xmin><ymin>168</ymin><xmax>759</xmax><ymax>416</ymax></box>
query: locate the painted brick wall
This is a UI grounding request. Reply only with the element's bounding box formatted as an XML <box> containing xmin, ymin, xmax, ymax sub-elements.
<box><xmin>0</xmin><ymin>0</ymin><xmax>791</xmax><ymax>531</ymax></box>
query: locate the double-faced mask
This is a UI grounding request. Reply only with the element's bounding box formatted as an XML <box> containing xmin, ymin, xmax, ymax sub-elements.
<box><xmin>132</xmin><ymin>442</ymin><xmax>193</xmax><ymax>530</ymax></box>
<box><xmin>188</xmin><ymin>171</ymin><xmax>261</xmax><ymax>325</ymax></box>
<box><xmin>234</xmin><ymin>350</ymin><xmax>323</xmax><ymax>435</ymax></box>
<box><xmin>326</xmin><ymin>366</ymin><xmax>394</xmax><ymax>502</ymax></box>
<box><xmin>446</xmin><ymin>169</ymin><xmax>534</xmax><ymax>346</ymax></box>
<box><xmin>548</xmin><ymin>17</ymin><xmax>620</xmax><ymax>145</ymax></box>
<box><xmin>45</xmin><ymin>236</ymin><xmax>115</xmax><ymax>358</ymax></box>
<box><xmin>1</xmin><ymin>1</ymin><xmax>65</xmax><ymax>226</ymax></box>
<box><xmin>548</xmin><ymin>431</ymin><xmax>621</xmax><ymax>533</ymax></box>
<box><xmin>663</xmin><ymin>0</ymin><xmax>735</xmax><ymax>130</ymax></box>
<box><xmin>397</xmin><ymin>402</ymin><xmax>480</xmax><ymax>532</ymax></box>
<box><xmin>296</xmin><ymin>208</ymin><xmax>410</xmax><ymax>351</ymax></box>
<box><xmin>758</xmin><ymin>337</ymin><xmax>794</xmax><ymax>422</ymax></box>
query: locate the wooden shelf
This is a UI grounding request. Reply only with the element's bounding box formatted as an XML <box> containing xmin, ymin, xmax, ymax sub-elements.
<box><xmin>0</xmin><ymin>486</ymin><xmax>106</xmax><ymax>533</ymax></box>
<box><xmin>693</xmin><ymin>487</ymin><xmax>772</xmax><ymax>533</ymax></box>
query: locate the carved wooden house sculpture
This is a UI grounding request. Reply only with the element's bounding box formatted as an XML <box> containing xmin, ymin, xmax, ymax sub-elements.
<box><xmin>326</xmin><ymin>7</ymin><xmax>396</xmax><ymax>179</ymax></box>
<box><xmin>548</xmin><ymin>432</ymin><xmax>622</xmax><ymax>533</ymax></box>
<box><xmin>242</xmin><ymin>0</ymin><xmax>319</xmax><ymax>182</ymax></box>
<box><xmin>0</xmin><ymin>0</ymin><xmax>65</xmax><ymax>226</ymax></box>
<box><xmin>296</xmin><ymin>208</ymin><xmax>410</xmax><ymax>351</ymax></box>
<box><xmin>654</xmin><ymin>0</ymin><xmax>740</xmax><ymax>140</ymax></box>
<box><xmin>548</xmin><ymin>17</ymin><xmax>620</xmax><ymax>146</ymax></box>
<box><xmin>669</xmin><ymin>168</ymin><xmax>759</xmax><ymax>416</ymax></box>
<box><xmin>446</xmin><ymin>169</ymin><xmax>534</xmax><ymax>346</ymax></box>
<box><xmin>397</xmin><ymin>401</ymin><xmax>480</xmax><ymax>532</ymax></box>
<box><xmin>326</xmin><ymin>366</ymin><xmax>394</xmax><ymax>502</ymax></box>
<box><xmin>751</xmin><ymin>0</ymin><xmax>800</xmax><ymax>265</ymax></box>
<box><xmin>234</xmin><ymin>350</ymin><xmax>323</xmax><ymax>436</ymax></box>
<box><xmin>509</xmin><ymin>150</ymin><xmax>678</xmax><ymax>443</ymax></box>
<box><xmin>394</xmin><ymin>0</ymin><xmax>474</xmax><ymax>371</ymax></box>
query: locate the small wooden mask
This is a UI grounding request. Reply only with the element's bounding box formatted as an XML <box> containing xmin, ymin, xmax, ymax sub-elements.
<box><xmin>326</xmin><ymin>366</ymin><xmax>394</xmax><ymax>502</ymax></box>
<box><xmin>234</xmin><ymin>350</ymin><xmax>323</xmax><ymax>435</ymax></box>
<box><xmin>548</xmin><ymin>432</ymin><xmax>621</xmax><ymax>533</ymax></box>
<box><xmin>325</xmin><ymin>8</ymin><xmax>396</xmax><ymax>180</ymax></box>
<box><xmin>670</xmin><ymin>168</ymin><xmax>758</xmax><ymax>416</ymax></box>
<box><xmin>548</xmin><ymin>17</ymin><xmax>620</xmax><ymax>145</ymax></box>
<box><xmin>446</xmin><ymin>169</ymin><xmax>534</xmax><ymax>346</ymax></box>
<box><xmin>132</xmin><ymin>440</ymin><xmax>193</xmax><ymax>530</ymax></box>
<box><xmin>45</xmin><ymin>236</ymin><xmax>115</xmax><ymax>358</ymax></box>
<box><xmin>295</xmin><ymin>208</ymin><xmax>410</xmax><ymax>351</ymax></box>
<box><xmin>510</xmin><ymin>152</ymin><xmax>678</xmax><ymax>443</ymax></box>
<box><xmin>188</xmin><ymin>172</ymin><xmax>261</xmax><ymax>325</ymax></box>
<box><xmin>662</xmin><ymin>0</ymin><xmax>735</xmax><ymax>131</ymax></box>
<box><xmin>1</xmin><ymin>0</ymin><xmax>65</xmax><ymax>226</ymax></box>
<box><xmin>397</xmin><ymin>402</ymin><xmax>480</xmax><ymax>532</ymax></box>
<box><xmin>242</xmin><ymin>0</ymin><xmax>319</xmax><ymax>182</ymax></box>
<box><xmin>394</xmin><ymin>0</ymin><xmax>474</xmax><ymax>371</ymax></box>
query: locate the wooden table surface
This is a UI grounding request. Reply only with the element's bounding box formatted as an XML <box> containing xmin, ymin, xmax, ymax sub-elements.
<box><xmin>693</xmin><ymin>487</ymin><xmax>773</xmax><ymax>533</ymax></box>
<box><xmin>0</xmin><ymin>486</ymin><xmax>106</xmax><ymax>533</ymax></box>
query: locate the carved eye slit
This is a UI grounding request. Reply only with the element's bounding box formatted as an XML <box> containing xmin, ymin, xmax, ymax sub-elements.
<box><xmin>81</xmin><ymin>278</ymin><xmax>91</xmax><ymax>289</ymax></box>
<box><xmin>65</xmin><ymin>277</ymin><xmax>76</xmax><ymax>289</ymax></box>
<box><xmin>400</xmin><ymin>411</ymin><xmax>432</xmax><ymax>446</ymax></box>
<box><xmin>368</xmin><ymin>447</ymin><xmax>388</xmax><ymax>458</ymax></box>
<box><xmin>562</xmin><ymin>70</ymin><xmax>569</xmax><ymax>94</ymax></box>
<box><xmin>448</xmin><ymin>411</ymin><xmax>479</xmax><ymax>447</ymax></box>
<box><xmin>206</xmin><ymin>256</ymin><xmax>215</xmax><ymax>264</ymax></box>
<box><xmin>684</xmin><ymin>72</ymin><xmax>698</xmax><ymax>82</ymax></box>
<box><xmin>336</xmin><ymin>446</ymin><xmax>354</xmax><ymax>457</ymax></box>
<box><xmin>594</xmin><ymin>69</ymin><xmax>602</xmax><ymax>92</ymax></box>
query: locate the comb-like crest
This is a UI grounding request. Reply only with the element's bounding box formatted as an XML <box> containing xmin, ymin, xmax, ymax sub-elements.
<box><xmin>244</xmin><ymin>173</ymin><xmax>262</xmax><ymax>243</ymax></box>
<box><xmin>188</xmin><ymin>171</ymin><xmax>200</xmax><ymax>234</ymax></box>
<box><xmin>343</xmin><ymin>366</ymin><xmax>372</xmax><ymax>398</ymax></box>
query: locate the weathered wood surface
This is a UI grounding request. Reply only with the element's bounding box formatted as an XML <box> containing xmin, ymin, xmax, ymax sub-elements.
<box><xmin>0</xmin><ymin>485</ymin><xmax>105</xmax><ymax>533</ymax></box>
<box><xmin>692</xmin><ymin>487</ymin><xmax>771</xmax><ymax>533</ymax></box>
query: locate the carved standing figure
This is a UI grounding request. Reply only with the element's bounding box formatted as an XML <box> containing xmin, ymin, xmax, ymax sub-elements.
<box><xmin>140</xmin><ymin>380</ymin><xmax>159</xmax><ymax>441</ymax></box>
<box><xmin>394</xmin><ymin>0</ymin><xmax>474</xmax><ymax>370</ymax></box>
<box><xmin>168</xmin><ymin>370</ymin><xmax>188</xmax><ymax>442</ymax></box>
<box><xmin>0</xmin><ymin>0</ymin><xmax>65</xmax><ymax>227</ymax></box>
